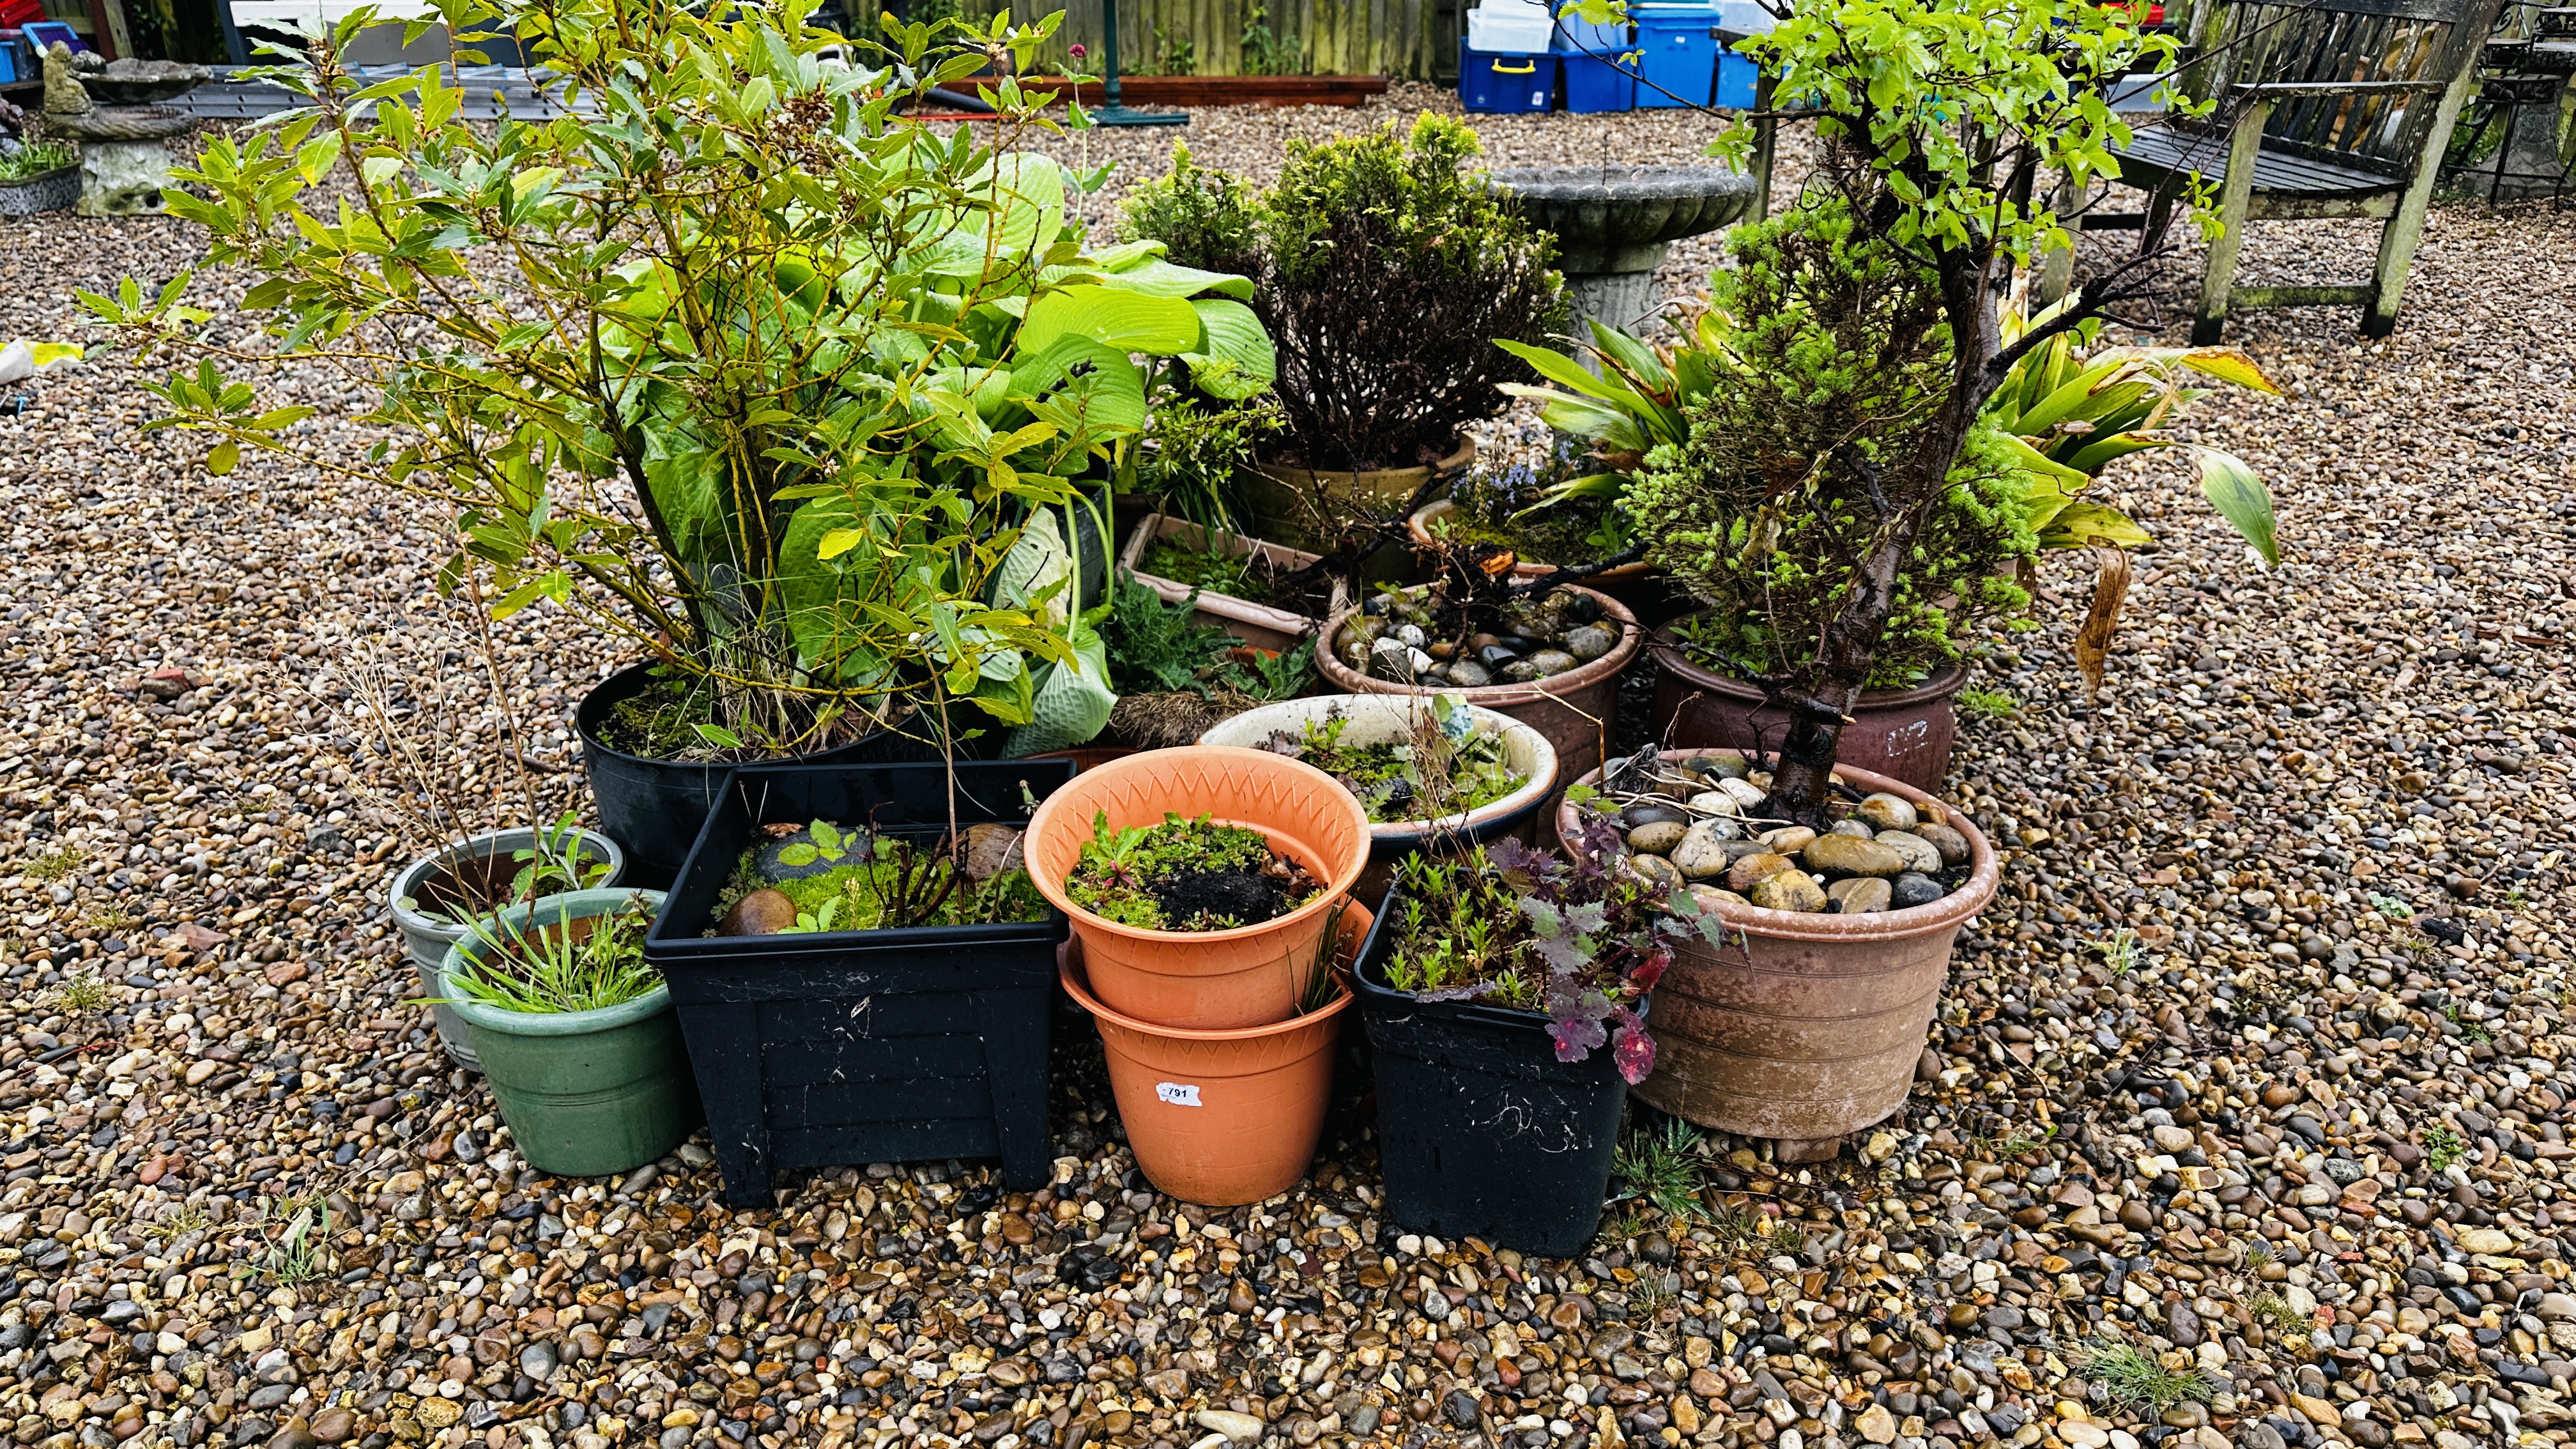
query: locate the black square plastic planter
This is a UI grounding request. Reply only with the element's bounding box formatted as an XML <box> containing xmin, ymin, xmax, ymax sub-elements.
<box><xmin>1354</xmin><ymin>883</ymin><xmax>1639</xmax><ymax>1257</ymax></box>
<box><xmin>646</xmin><ymin>759</ymin><xmax>1075</xmax><ymax>1206</ymax></box>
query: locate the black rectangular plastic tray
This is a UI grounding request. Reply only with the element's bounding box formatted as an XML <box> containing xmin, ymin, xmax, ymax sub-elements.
<box><xmin>645</xmin><ymin>759</ymin><xmax>1075</xmax><ymax>1204</ymax></box>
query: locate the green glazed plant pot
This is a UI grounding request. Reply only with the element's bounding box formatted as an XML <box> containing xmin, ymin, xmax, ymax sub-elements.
<box><xmin>440</xmin><ymin>888</ymin><xmax>702</xmax><ymax>1178</ymax></box>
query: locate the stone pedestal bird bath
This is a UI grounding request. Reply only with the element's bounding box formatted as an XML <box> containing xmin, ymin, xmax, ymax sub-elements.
<box><xmin>1489</xmin><ymin>164</ymin><xmax>1757</xmax><ymax>359</ymax></box>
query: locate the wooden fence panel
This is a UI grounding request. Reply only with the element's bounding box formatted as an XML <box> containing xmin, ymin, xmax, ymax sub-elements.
<box><xmin>963</xmin><ymin>0</ymin><xmax>1446</xmax><ymax>77</ymax></box>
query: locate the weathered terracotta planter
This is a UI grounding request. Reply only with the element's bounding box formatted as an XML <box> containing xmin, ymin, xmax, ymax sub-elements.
<box><xmin>1025</xmin><ymin>746</ymin><xmax>1373</xmax><ymax>1029</ymax></box>
<box><xmin>1245</xmin><ymin>436</ymin><xmax>1476</xmax><ymax>551</ymax></box>
<box><xmin>1647</xmin><ymin>622</ymin><xmax>1969</xmax><ymax>792</ymax></box>
<box><xmin>1197</xmin><ymin>694</ymin><xmax>1560</xmax><ymax>907</ymax></box>
<box><xmin>1555</xmin><ymin>756</ymin><xmax>1999</xmax><ymax>1153</ymax></box>
<box><xmin>1117</xmin><ymin>514</ymin><xmax>1340</xmax><ymax>654</ymax></box>
<box><xmin>1314</xmin><ymin>585</ymin><xmax>1639</xmax><ymax>818</ymax></box>
<box><xmin>1059</xmin><ymin>903</ymin><xmax>1370</xmax><ymax>1206</ymax></box>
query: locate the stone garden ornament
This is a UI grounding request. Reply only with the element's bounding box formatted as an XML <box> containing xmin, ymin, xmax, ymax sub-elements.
<box><xmin>39</xmin><ymin>46</ymin><xmax>208</xmax><ymax>217</ymax></box>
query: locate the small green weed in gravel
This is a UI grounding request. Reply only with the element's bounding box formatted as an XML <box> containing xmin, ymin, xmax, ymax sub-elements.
<box><xmin>1613</xmin><ymin>1118</ymin><xmax>1706</xmax><ymax>1222</ymax></box>
<box><xmin>1703</xmin><ymin>1205</ymin><xmax>1767</xmax><ymax>1255</ymax></box>
<box><xmin>1596</xmin><ymin>1206</ymin><xmax>1649</xmax><ymax>1245</ymax></box>
<box><xmin>254</xmin><ymin>1199</ymin><xmax>331</xmax><ymax>1286</ymax></box>
<box><xmin>2248</xmin><ymin>1292</ymin><xmax>2310</xmax><ymax>1336</ymax></box>
<box><xmin>144</xmin><ymin>1207</ymin><xmax>212</xmax><ymax>1241</ymax></box>
<box><xmin>1956</xmin><ymin>687</ymin><xmax>2017</xmax><ymax>720</ymax></box>
<box><xmin>2078</xmin><ymin>1339</ymin><xmax>2216</xmax><ymax>1413</ymax></box>
<box><xmin>2371</xmin><ymin>893</ymin><xmax>2414</xmax><ymax>919</ymax></box>
<box><xmin>2424</xmin><ymin>1124</ymin><xmax>2465</xmax><ymax>1172</ymax></box>
<box><xmin>24</xmin><ymin>846</ymin><xmax>83</xmax><ymax>882</ymax></box>
<box><xmin>1630</xmin><ymin>1275</ymin><xmax>1679</xmax><ymax>1317</ymax></box>
<box><xmin>47</xmin><ymin>967</ymin><xmax>109</xmax><ymax>1017</ymax></box>
<box><xmin>80</xmin><ymin>904</ymin><xmax>135</xmax><ymax>937</ymax></box>
<box><xmin>2094</xmin><ymin>928</ymin><xmax>2143</xmax><ymax>975</ymax></box>
<box><xmin>1977</xmin><ymin>1123</ymin><xmax>2057</xmax><ymax>1158</ymax></box>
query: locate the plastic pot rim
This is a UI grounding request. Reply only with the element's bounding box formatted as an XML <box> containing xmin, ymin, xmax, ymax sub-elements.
<box><xmin>1315</xmin><ymin>585</ymin><xmax>1642</xmax><ymax>710</ymax></box>
<box><xmin>1058</xmin><ymin>942</ymin><xmax>1356</xmax><ymax>1044</ymax></box>
<box><xmin>572</xmin><ymin>660</ymin><xmax>915</xmax><ymax>769</ymax></box>
<box><xmin>438</xmin><ymin>887</ymin><xmax>673</xmax><ymax>1038</ymax></box>
<box><xmin>390</xmin><ymin>825</ymin><xmax>626</xmax><ymax>946</ymax></box>
<box><xmin>1406</xmin><ymin>500</ymin><xmax>1655</xmax><ymax>585</ymax></box>
<box><xmin>1195</xmin><ymin>694</ymin><xmax>1560</xmax><ymax>844</ymax></box>
<box><xmin>1646</xmin><ymin>619</ymin><xmax>1970</xmax><ymax>710</ymax></box>
<box><xmin>1025</xmin><ymin>745</ymin><xmax>1375</xmax><ymax>947</ymax></box>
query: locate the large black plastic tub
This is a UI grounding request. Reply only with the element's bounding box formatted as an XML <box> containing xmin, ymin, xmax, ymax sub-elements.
<box><xmin>576</xmin><ymin>664</ymin><xmax>956</xmax><ymax>890</ymax></box>
<box><xmin>1354</xmin><ymin>883</ymin><xmax>1636</xmax><ymax>1257</ymax></box>
<box><xmin>645</xmin><ymin>759</ymin><xmax>1075</xmax><ymax>1205</ymax></box>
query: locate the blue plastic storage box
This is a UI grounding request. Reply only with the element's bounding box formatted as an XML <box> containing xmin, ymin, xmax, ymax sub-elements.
<box><xmin>1552</xmin><ymin>10</ymin><xmax>1634</xmax><ymax>112</ymax></box>
<box><xmin>1715</xmin><ymin>49</ymin><xmax>1756</xmax><ymax>107</ymax></box>
<box><xmin>1459</xmin><ymin>42</ymin><xmax>1557</xmax><ymax>112</ymax></box>
<box><xmin>1632</xmin><ymin>3</ymin><xmax>1717</xmax><ymax>108</ymax></box>
<box><xmin>1561</xmin><ymin>54</ymin><xmax>1636</xmax><ymax>111</ymax></box>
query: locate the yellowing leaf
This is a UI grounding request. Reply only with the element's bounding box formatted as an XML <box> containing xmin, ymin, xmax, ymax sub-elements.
<box><xmin>2038</xmin><ymin>501</ymin><xmax>2154</xmax><ymax>551</ymax></box>
<box><xmin>207</xmin><ymin>441</ymin><xmax>240</xmax><ymax>476</ymax></box>
<box><xmin>2194</xmin><ymin>447</ymin><xmax>2278</xmax><ymax>567</ymax></box>
<box><xmin>2073</xmin><ymin>546</ymin><xmax>2132</xmax><ymax>702</ymax></box>
<box><xmin>816</xmin><ymin>527</ymin><xmax>868</xmax><ymax>560</ymax></box>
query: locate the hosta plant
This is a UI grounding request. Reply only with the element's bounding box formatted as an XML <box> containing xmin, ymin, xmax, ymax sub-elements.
<box><xmin>1379</xmin><ymin>825</ymin><xmax>1722</xmax><ymax>1082</ymax></box>
<box><xmin>86</xmin><ymin>0</ymin><xmax>1276</xmax><ymax>762</ymax></box>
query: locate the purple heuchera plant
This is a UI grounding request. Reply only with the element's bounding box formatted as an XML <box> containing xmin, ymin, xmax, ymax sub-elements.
<box><xmin>1390</xmin><ymin>822</ymin><xmax>1732</xmax><ymax>1085</ymax></box>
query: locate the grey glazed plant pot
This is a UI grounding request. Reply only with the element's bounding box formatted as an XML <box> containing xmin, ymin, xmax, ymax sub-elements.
<box><xmin>390</xmin><ymin>826</ymin><xmax>625</xmax><ymax>1069</ymax></box>
<box><xmin>0</xmin><ymin>167</ymin><xmax>80</xmax><ymax>218</ymax></box>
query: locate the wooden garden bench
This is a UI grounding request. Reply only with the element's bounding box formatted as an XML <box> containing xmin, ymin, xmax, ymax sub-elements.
<box><xmin>2062</xmin><ymin>0</ymin><xmax>2508</xmax><ymax>342</ymax></box>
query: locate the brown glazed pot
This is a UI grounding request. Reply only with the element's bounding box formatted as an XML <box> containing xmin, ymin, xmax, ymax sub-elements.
<box><xmin>1646</xmin><ymin>623</ymin><xmax>1969</xmax><ymax>793</ymax></box>
<box><xmin>1244</xmin><ymin>436</ymin><xmax>1477</xmax><ymax>551</ymax></box>
<box><xmin>1555</xmin><ymin>756</ymin><xmax>1999</xmax><ymax>1153</ymax></box>
<box><xmin>1314</xmin><ymin>585</ymin><xmax>1641</xmax><ymax>819</ymax></box>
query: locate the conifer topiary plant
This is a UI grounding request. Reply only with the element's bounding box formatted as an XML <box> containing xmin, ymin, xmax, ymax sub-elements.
<box><xmin>1581</xmin><ymin>0</ymin><xmax>2278</xmax><ymax>827</ymax></box>
<box><xmin>1627</xmin><ymin>201</ymin><xmax>2037</xmax><ymax>694</ymax></box>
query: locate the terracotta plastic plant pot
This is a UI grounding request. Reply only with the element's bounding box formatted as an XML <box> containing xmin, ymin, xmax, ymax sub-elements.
<box><xmin>1118</xmin><ymin>514</ymin><xmax>1342</xmax><ymax>654</ymax></box>
<box><xmin>1314</xmin><ymin>585</ymin><xmax>1640</xmax><ymax>826</ymax></box>
<box><xmin>1197</xmin><ymin>694</ymin><xmax>1559</xmax><ymax>907</ymax></box>
<box><xmin>1554</xmin><ymin>756</ymin><xmax>1998</xmax><ymax>1153</ymax></box>
<box><xmin>1025</xmin><ymin>746</ymin><xmax>1374</xmax><ymax>1029</ymax></box>
<box><xmin>1244</xmin><ymin>436</ymin><xmax>1477</xmax><ymax>552</ymax></box>
<box><xmin>1059</xmin><ymin>903</ymin><xmax>1371</xmax><ymax>1206</ymax></box>
<box><xmin>1647</xmin><ymin>622</ymin><xmax>1969</xmax><ymax>792</ymax></box>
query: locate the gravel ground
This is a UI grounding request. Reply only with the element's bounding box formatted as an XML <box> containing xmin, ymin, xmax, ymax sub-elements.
<box><xmin>1</xmin><ymin>91</ymin><xmax>2574</xmax><ymax>1449</ymax></box>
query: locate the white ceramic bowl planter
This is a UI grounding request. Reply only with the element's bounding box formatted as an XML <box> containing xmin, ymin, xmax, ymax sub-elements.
<box><xmin>1200</xmin><ymin>694</ymin><xmax>1558</xmax><ymax>905</ymax></box>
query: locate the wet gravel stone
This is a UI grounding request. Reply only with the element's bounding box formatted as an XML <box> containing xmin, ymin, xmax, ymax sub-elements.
<box><xmin>0</xmin><ymin>93</ymin><xmax>2571</xmax><ymax>1449</ymax></box>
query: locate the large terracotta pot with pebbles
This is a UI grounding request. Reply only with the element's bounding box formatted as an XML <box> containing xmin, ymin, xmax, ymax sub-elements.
<box><xmin>1556</xmin><ymin>753</ymin><xmax>1999</xmax><ymax>1157</ymax></box>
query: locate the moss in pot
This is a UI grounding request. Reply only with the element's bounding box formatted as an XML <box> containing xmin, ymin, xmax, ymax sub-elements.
<box><xmin>709</xmin><ymin>819</ymin><xmax>1048</xmax><ymax>937</ymax></box>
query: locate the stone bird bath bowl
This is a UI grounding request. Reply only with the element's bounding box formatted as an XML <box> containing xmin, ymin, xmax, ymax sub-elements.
<box><xmin>1489</xmin><ymin>164</ymin><xmax>1758</xmax><ymax>356</ymax></box>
